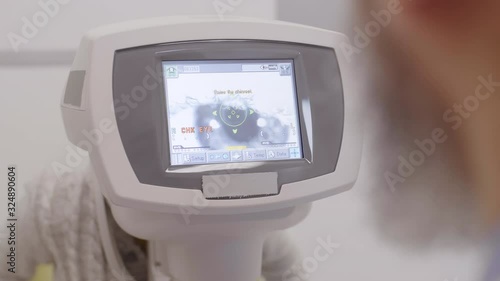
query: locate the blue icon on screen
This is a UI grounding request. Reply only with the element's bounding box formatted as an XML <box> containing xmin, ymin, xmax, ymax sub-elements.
<box><xmin>289</xmin><ymin>148</ymin><xmax>301</xmax><ymax>159</ymax></box>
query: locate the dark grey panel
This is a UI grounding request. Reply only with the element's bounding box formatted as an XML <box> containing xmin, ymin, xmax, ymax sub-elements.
<box><xmin>113</xmin><ymin>40</ymin><xmax>344</xmax><ymax>192</ymax></box>
<box><xmin>63</xmin><ymin>70</ymin><xmax>86</xmax><ymax>108</ymax></box>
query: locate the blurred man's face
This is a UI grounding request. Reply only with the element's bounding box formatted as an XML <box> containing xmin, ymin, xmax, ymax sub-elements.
<box><xmin>355</xmin><ymin>0</ymin><xmax>498</xmax><ymax>248</ymax></box>
<box><xmin>366</xmin><ymin>79</ymin><xmax>483</xmax><ymax>248</ymax></box>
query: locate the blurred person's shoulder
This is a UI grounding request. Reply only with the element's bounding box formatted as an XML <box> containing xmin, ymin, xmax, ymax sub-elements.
<box><xmin>21</xmin><ymin>164</ymin><xmax>99</xmax><ymax>238</ymax></box>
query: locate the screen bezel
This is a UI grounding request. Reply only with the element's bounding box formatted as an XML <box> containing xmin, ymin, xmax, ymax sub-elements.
<box><xmin>161</xmin><ymin>59</ymin><xmax>305</xmax><ymax>167</ymax></box>
<box><xmin>113</xmin><ymin>40</ymin><xmax>344</xmax><ymax>190</ymax></box>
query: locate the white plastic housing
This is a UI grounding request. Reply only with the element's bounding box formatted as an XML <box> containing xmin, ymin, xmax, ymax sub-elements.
<box><xmin>61</xmin><ymin>16</ymin><xmax>362</xmax><ymax>215</ymax></box>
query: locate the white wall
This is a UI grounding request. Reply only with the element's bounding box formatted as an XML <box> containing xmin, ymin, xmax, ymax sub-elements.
<box><xmin>279</xmin><ymin>0</ymin><xmax>353</xmax><ymax>33</ymax></box>
<box><xmin>0</xmin><ymin>1</ymin><xmax>486</xmax><ymax>280</ymax></box>
<box><xmin>0</xmin><ymin>0</ymin><xmax>277</xmax><ymax>52</ymax></box>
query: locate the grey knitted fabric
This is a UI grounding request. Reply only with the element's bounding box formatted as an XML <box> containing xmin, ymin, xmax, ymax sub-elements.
<box><xmin>0</xmin><ymin>167</ymin><xmax>299</xmax><ymax>281</ymax></box>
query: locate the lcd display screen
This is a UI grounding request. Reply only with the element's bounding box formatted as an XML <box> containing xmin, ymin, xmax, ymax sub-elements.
<box><xmin>163</xmin><ymin>60</ymin><xmax>303</xmax><ymax>166</ymax></box>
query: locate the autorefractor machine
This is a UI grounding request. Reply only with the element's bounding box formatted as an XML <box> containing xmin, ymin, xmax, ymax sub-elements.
<box><xmin>61</xmin><ymin>16</ymin><xmax>362</xmax><ymax>281</ymax></box>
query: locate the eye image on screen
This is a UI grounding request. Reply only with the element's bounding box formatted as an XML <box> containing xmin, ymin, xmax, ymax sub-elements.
<box><xmin>163</xmin><ymin>60</ymin><xmax>303</xmax><ymax>166</ymax></box>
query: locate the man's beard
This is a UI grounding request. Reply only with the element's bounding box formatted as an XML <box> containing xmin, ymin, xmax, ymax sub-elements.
<box><xmin>363</xmin><ymin>61</ymin><xmax>485</xmax><ymax>250</ymax></box>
